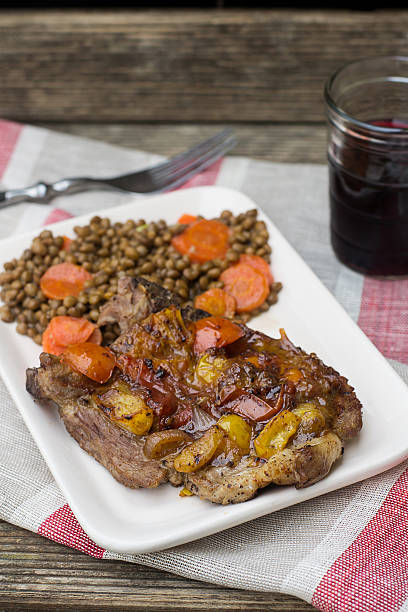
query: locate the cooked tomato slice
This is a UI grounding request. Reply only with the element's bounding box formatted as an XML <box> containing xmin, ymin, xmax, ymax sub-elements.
<box><xmin>61</xmin><ymin>342</ymin><xmax>116</xmax><ymax>383</ymax></box>
<box><xmin>224</xmin><ymin>392</ymin><xmax>281</xmax><ymax>422</ymax></box>
<box><xmin>193</xmin><ymin>316</ymin><xmax>244</xmax><ymax>353</ymax></box>
<box><xmin>170</xmin><ymin>406</ymin><xmax>193</xmax><ymax>429</ymax></box>
<box><xmin>116</xmin><ymin>355</ymin><xmax>178</xmax><ymax>418</ymax></box>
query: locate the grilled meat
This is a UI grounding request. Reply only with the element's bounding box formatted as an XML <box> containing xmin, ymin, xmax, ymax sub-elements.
<box><xmin>26</xmin><ymin>353</ymin><xmax>181</xmax><ymax>489</ymax></box>
<box><xmin>181</xmin><ymin>432</ymin><xmax>342</xmax><ymax>505</ymax></box>
<box><xmin>26</xmin><ymin>278</ymin><xmax>362</xmax><ymax>504</ymax></box>
<box><xmin>98</xmin><ymin>277</ymin><xmax>208</xmax><ymax>333</ymax></box>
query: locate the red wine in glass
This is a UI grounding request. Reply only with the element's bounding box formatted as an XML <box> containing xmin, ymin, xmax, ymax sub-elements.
<box><xmin>329</xmin><ymin>118</ymin><xmax>408</xmax><ymax>276</ymax></box>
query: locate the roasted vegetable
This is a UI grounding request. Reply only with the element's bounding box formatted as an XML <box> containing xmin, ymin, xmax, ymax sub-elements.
<box><xmin>95</xmin><ymin>383</ymin><xmax>153</xmax><ymax>435</ymax></box>
<box><xmin>195</xmin><ymin>354</ymin><xmax>227</xmax><ymax>384</ymax></box>
<box><xmin>254</xmin><ymin>409</ymin><xmax>300</xmax><ymax>459</ymax></box>
<box><xmin>144</xmin><ymin>429</ymin><xmax>193</xmax><ymax>459</ymax></box>
<box><xmin>61</xmin><ymin>342</ymin><xmax>116</xmax><ymax>383</ymax></box>
<box><xmin>225</xmin><ymin>392</ymin><xmax>282</xmax><ymax>422</ymax></box>
<box><xmin>179</xmin><ymin>487</ymin><xmax>194</xmax><ymax>497</ymax></box>
<box><xmin>212</xmin><ymin>435</ymin><xmax>243</xmax><ymax>467</ymax></box>
<box><xmin>292</xmin><ymin>403</ymin><xmax>326</xmax><ymax>436</ymax></box>
<box><xmin>177</xmin><ymin>214</ymin><xmax>197</xmax><ymax>225</ymax></box>
<box><xmin>238</xmin><ymin>254</ymin><xmax>274</xmax><ymax>286</ymax></box>
<box><xmin>193</xmin><ymin>316</ymin><xmax>244</xmax><ymax>353</ymax></box>
<box><xmin>42</xmin><ymin>316</ymin><xmax>99</xmax><ymax>356</ymax></box>
<box><xmin>217</xmin><ymin>414</ymin><xmax>252</xmax><ymax>454</ymax></box>
<box><xmin>174</xmin><ymin>426</ymin><xmax>225</xmax><ymax>473</ymax></box>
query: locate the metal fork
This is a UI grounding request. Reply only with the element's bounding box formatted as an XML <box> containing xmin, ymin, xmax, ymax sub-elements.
<box><xmin>0</xmin><ymin>129</ymin><xmax>236</xmax><ymax>208</ymax></box>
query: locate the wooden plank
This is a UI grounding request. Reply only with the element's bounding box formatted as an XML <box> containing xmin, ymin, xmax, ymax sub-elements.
<box><xmin>36</xmin><ymin>121</ymin><xmax>328</xmax><ymax>163</ymax></box>
<box><xmin>0</xmin><ymin>521</ymin><xmax>314</xmax><ymax>611</ymax></box>
<box><xmin>0</xmin><ymin>9</ymin><xmax>407</xmax><ymax>122</ymax></box>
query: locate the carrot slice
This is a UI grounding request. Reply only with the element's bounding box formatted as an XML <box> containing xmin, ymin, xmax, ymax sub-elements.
<box><xmin>194</xmin><ymin>288</ymin><xmax>236</xmax><ymax>318</ymax></box>
<box><xmin>40</xmin><ymin>263</ymin><xmax>92</xmax><ymax>299</ymax></box>
<box><xmin>220</xmin><ymin>263</ymin><xmax>269</xmax><ymax>313</ymax></box>
<box><xmin>49</xmin><ymin>316</ymin><xmax>96</xmax><ymax>346</ymax></box>
<box><xmin>171</xmin><ymin>219</ymin><xmax>229</xmax><ymax>263</ymax></box>
<box><xmin>194</xmin><ymin>316</ymin><xmax>244</xmax><ymax>353</ymax></box>
<box><xmin>42</xmin><ymin>326</ymin><xmax>65</xmax><ymax>356</ymax></box>
<box><xmin>239</xmin><ymin>254</ymin><xmax>274</xmax><ymax>286</ymax></box>
<box><xmin>177</xmin><ymin>214</ymin><xmax>197</xmax><ymax>225</ymax></box>
<box><xmin>42</xmin><ymin>316</ymin><xmax>101</xmax><ymax>356</ymax></box>
<box><xmin>61</xmin><ymin>342</ymin><xmax>116</xmax><ymax>383</ymax></box>
<box><xmin>88</xmin><ymin>327</ymin><xmax>103</xmax><ymax>345</ymax></box>
<box><xmin>62</xmin><ymin>236</ymin><xmax>73</xmax><ymax>251</ymax></box>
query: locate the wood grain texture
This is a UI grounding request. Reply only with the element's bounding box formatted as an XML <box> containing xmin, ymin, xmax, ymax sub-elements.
<box><xmin>36</xmin><ymin>121</ymin><xmax>328</xmax><ymax>163</ymax></box>
<box><xmin>0</xmin><ymin>521</ymin><xmax>313</xmax><ymax>611</ymax></box>
<box><xmin>1</xmin><ymin>9</ymin><xmax>408</xmax><ymax>122</ymax></box>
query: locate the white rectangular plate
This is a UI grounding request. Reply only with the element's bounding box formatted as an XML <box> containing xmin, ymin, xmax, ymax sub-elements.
<box><xmin>0</xmin><ymin>186</ymin><xmax>407</xmax><ymax>554</ymax></box>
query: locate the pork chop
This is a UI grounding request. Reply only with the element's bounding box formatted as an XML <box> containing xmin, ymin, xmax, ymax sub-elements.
<box><xmin>26</xmin><ymin>278</ymin><xmax>362</xmax><ymax>504</ymax></box>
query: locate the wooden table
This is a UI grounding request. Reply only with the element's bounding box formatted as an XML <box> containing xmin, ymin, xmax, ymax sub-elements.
<box><xmin>0</xmin><ymin>7</ymin><xmax>406</xmax><ymax>610</ymax></box>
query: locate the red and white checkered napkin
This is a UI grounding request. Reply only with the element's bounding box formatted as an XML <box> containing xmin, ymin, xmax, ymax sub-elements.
<box><xmin>1</xmin><ymin>119</ymin><xmax>408</xmax><ymax>611</ymax></box>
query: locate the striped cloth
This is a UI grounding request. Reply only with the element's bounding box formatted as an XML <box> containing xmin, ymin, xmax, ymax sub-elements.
<box><xmin>0</xmin><ymin>119</ymin><xmax>407</xmax><ymax>612</ymax></box>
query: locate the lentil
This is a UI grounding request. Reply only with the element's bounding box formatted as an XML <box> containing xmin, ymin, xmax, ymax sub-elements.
<box><xmin>0</xmin><ymin>210</ymin><xmax>281</xmax><ymax>345</ymax></box>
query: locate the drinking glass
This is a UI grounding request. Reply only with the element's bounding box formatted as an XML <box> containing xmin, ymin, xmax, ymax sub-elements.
<box><xmin>325</xmin><ymin>55</ymin><xmax>408</xmax><ymax>276</ymax></box>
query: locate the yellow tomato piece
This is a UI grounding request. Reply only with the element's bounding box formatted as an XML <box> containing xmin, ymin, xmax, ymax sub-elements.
<box><xmin>179</xmin><ymin>487</ymin><xmax>194</xmax><ymax>497</ymax></box>
<box><xmin>111</xmin><ymin>394</ymin><xmax>153</xmax><ymax>435</ymax></box>
<box><xmin>212</xmin><ymin>435</ymin><xmax>243</xmax><ymax>467</ymax></box>
<box><xmin>196</xmin><ymin>354</ymin><xmax>227</xmax><ymax>384</ymax></box>
<box><xmin>254</xmin><ymin>410</ymin><xmax>300</xmax><ymax>459</ymax></box>
<box><xmin>217</xmin><ymin>414</ymin><xmax>252</xmax><ymax>454</ymax></box>
<box><xmin>174</xmin><ymin>426</ymin><xmax>225</xmax><ymax>473</ymax></box>
<box><xmin>95</xmin><ymin>385</ymin><xmax>153</xmax><ymax>435</ymax></box>
<box><xmin>144</xmin><ymin>430</ymin><xmax>192</xmax><ymax>459</ymax></box>
<box><xmin>292</xmin><ymin>403</ymin><xmax>326</xmax><ymax>435</ymax></box>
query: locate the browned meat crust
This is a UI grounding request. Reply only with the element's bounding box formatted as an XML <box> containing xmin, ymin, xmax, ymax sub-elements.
<box><xmin>26</xmin><ymin>353</ymin><xmax>102</xmax><ymax>402</ymax></box>
<box><xmin>225</xmin><ymin>332</ymin><xmax>362</xmax><ymax>443</ymax></box>
<box><xmin>26</xmin><ymin>354</ymin><xmax>180</xmax><ymax>489</ymax></box>
<box><xmin>98</xmin><ymin>277</ymin><xmax>208</xmax><ymax>333</ymax></box>
<box><xmin>61</xmin><ymin>398</ymin><xmax>177</xmax><ymax>489</ymax></box>
<box><xmin>182</xmin><ymin>433</ymin><xmax>342</xmax><ymax>505</ymax></box>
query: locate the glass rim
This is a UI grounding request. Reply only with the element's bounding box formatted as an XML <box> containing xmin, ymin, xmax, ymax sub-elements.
<box><xmin>324</xmin><ymin>55</ymin><xmax>408</xmax><ymax>136</ymax></box>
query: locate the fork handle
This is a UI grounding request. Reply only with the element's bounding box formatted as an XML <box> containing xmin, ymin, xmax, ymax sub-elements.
<box><xmin>0</xmin><ymin>177</ymin><xmax>110</xmax><ymax>208</ymax></box>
